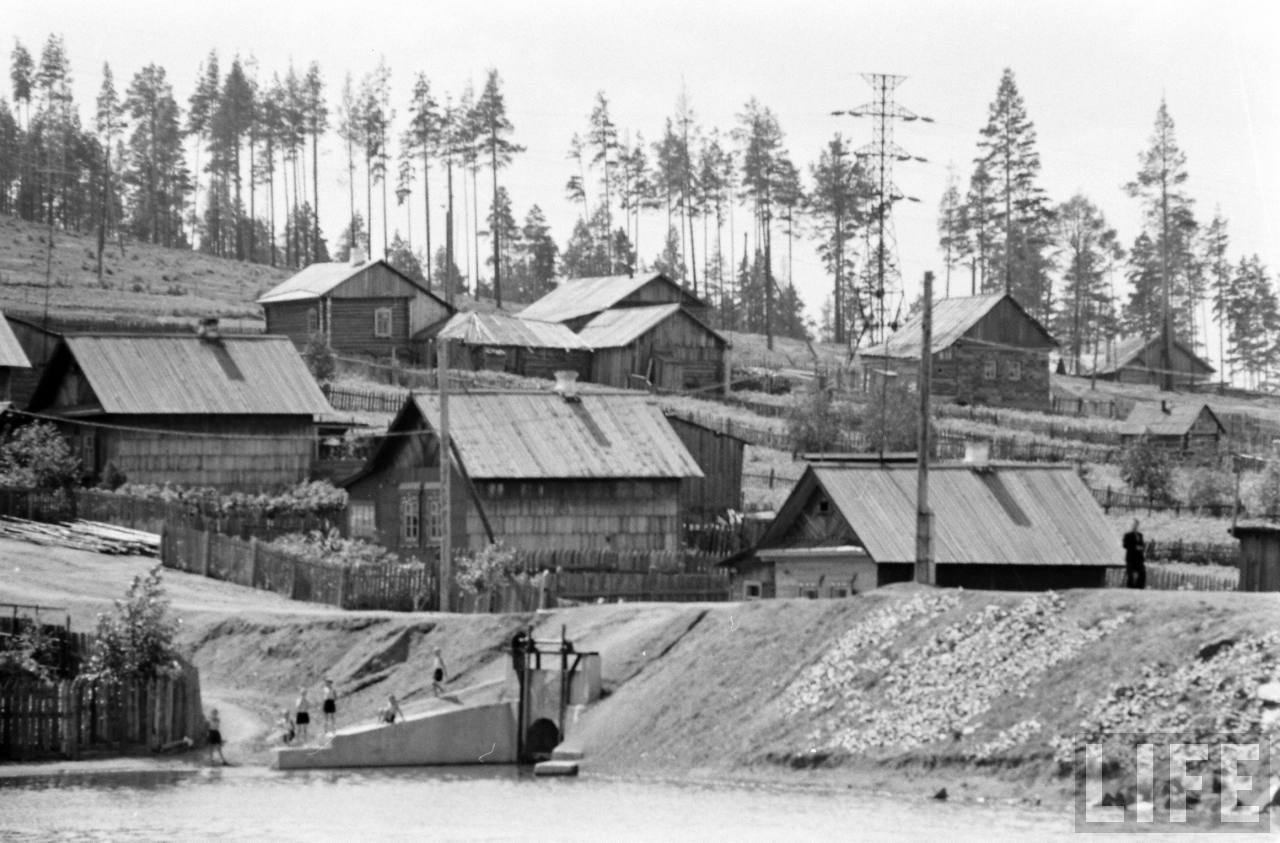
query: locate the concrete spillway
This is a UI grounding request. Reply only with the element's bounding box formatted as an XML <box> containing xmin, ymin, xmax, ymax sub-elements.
<box><xmin>274</xmin><ymin>701</ymin><xmax>519</xmax><ymax>769</ymax></box>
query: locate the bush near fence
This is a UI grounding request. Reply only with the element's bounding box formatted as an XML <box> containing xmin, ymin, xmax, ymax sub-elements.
<box><xmin>935</xmin><ymin>430</ymin><xmax>1118</xmax><ymax>464</ymax></box>
<box><xmin>0</xmin><ymin>661</ymin><xmax>202</xmax><ymax>761</ymax></box>
<box><xmin>73</xmin><ymin>489</ymin><xmax>347</xmax><ymax>542</ymax></box>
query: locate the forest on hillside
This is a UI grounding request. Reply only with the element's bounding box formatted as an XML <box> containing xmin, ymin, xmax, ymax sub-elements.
<box><xmin>0</xmin><ymin>34</ymin><xmax>1275</xmax><ymax>380</ymax></box>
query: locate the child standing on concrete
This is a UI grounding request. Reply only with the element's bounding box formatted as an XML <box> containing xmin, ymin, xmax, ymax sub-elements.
<box><xmin>321</xmin><ymin>678</ymin><xmax>338</xmax><ymax>734</ymax></box>
<box><xmin>206</xmin><ymin>708</ymin><xmax>227</xmax><ymax>766</ymax></box>
<box><xmin>432</xmin><ymin>648</ymin><xmax>447</xmax><ymax>696</ymax></box>
<box><xmin>295</xmin><ymin>687</ymin><xmax>311</xmax><ymax>743</ymax></box>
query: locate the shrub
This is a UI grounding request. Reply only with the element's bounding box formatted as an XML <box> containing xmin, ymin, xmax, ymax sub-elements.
<box><xmin>860</xmin><ymin>381</ymin><xmax>925</xmax><ymax>454</ymax></box>
<box><xmin>786</xmin><ymin>388</ymin><xmax>843</xmax><ymax>453</ymax></box>
<box><xmin>302</xmin><ymin>332</ymin><xmax>337</xmax><ymax>383</ymax></box>
<box><xmin>1119</xmin><ymin>437</ymin><xmax>1173</xmax><ymax>502</ymax></box>
<box><xmin>455</xmin><ymin>542</ymin><xmax>528</xmax><ymax>594</ymax></box>
<box><xmin>1185</xmin><ymin>467</ymin><xmax>1234</xmax><ymax>511</ymax></box>
<box><xmin>0</xmin><ymin>422</ymin><xmax>81</xmax><ymax>489</ymax></box>
<box><xmin>87</xmin><ymin>565</ymin><xmax>181</xmax><ymax>682</ymax></box>
<box><xmin>271</xmin><ymin>528</ymin><xmax>402</xmax><ymax>568</ymax></box>
<box><xmin>0</xmin><ymin>623</ymin><xmax>57</xmax><ymax>683</ymax></box>
<box><xmin>1242</xmin><ymin>463</ymin><xmax>1280</xmax><ymax>517</ymax></box>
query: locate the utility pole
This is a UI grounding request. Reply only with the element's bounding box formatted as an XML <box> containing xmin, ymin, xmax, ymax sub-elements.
<box><xmin>915</xmin><ymin>270</ymin><xmax>935</xmax><ymax>586</ymax></box>
<box><xmin>834</xmin><ymin>75</ymin><xmax>931</xmax><ymax>346</ymax></box>
<box><xmin>437</xmin><ymin>338</ymin><xmax>452</xmax><ymax>613</ymax></box>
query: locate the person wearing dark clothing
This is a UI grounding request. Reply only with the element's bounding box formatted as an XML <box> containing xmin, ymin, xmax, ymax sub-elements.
<box><xmin>511</xmin><ymin>630</ymin><xmax>528</xmax><ymax>685</ymax></box>
<box><xmin>1122</xmin><ymin>519</ymin><xmax>1146</xmax><ymax>590</ymax></box>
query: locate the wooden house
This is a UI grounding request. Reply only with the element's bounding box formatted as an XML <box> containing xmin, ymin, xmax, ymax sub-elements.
<box><xmin>665</xmin><ymin>412</ymin><xmax>746</xmax><ymax>517</ymax></box>
<box><xmin>6</xmin><ymin>315</ymin><xmax>58</xmax><ymax>407</ymax></box>
<box><xmin>519</xmin><ymin>271</ymin><xmax>710</xmax><ymax>331</ymax></box>
<box><xmin>1081</xmin><ymin>334</ymin><xmax>1215</xmax><ymax>388</ymax></box>
<box><xmin>1120</xmin><ymin>400</ymin><xmax>1224</xmax><ymax>458</ymax></box>
<box><xmin>435</xmin><ymin>311</ymin><xmax>591</xmax><ymax>380</ymax></box>
<box><xmin>26</xmin><ymin>329</ymin><xmax>333</xmax><ymax>489</ymax></box>
<box><xmin>726</xmin><ymin>460</ymin><xmax>1117</xmax><ymax>598</ymax></box>
<box><xmin>857</xmin><ymin>293</ymin><xmax>1058</xmax><ymax>411</ymax></box>
<box><xmin>0</xmin><ymin>312</ymin><xmax>32</xmax><ymax>404</ymax></box>
<box><xmin>1229</xmin><ymin>523</ymin><xmax>1280</xmax><ymax>592</ymax></box>
<box><xmin>342</xmin><ymin>389</ymin><xmax>703</xmax><ymax>561</ymax></box>
<box><xmin>576</xmin><ymin>304</ymin><xmax>729</xmax><ymax>391</ymax></box>
<box><xmin>257</xmin><ymin>257</ymin><xmax>453</xmax><ymax>363</ymax></box>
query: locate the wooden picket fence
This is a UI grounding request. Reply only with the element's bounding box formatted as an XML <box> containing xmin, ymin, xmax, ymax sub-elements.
<box><xmin>1105</xmin><ymin>563</ymin><xmax>1240</xmax><ymax>592</ymax></box>
<box><xmin>0</xmin><ymin>662</ymin><xmax>203</xmax><ymax>761</ymax></box>
<box><xmin>74</xmin><ymin>489</ymin><xmax>347</xmax><ymax>542</ymax></box>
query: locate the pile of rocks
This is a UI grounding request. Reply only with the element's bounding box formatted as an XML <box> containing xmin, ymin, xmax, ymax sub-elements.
<box><xmin>782</xmin><ymin>592</ymin><xmax>1132</xmax><ymax>757</ymax></box>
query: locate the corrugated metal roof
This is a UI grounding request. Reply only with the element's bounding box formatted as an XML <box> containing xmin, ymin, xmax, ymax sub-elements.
<box><xmin>807</xmin><ymin>463</ymin><xmax>1116</xmax><ymax>566</ymax></box>
<box><xmin>412</xmin><ymin>391</ymin><xmax>703</xmax><ymax>480</ymax></box>
<box><xmin>57</xmin><ymin>335</ymin><xmax>333</xmax><ymax>415</ymax></box>
<box><xmin>1120</xmin><ymin>401</ymin><xmax>1223</xmax><ymax>437</ymax></box>
<box><xmin>575</xmin><ymin>304</ymin><xmax>675</xmax><ymax>348</ymax></box>
<box><xmin>519</xmin><ymin>272</ymin><xmax>688</xmax><ymax>323</ymax></box>
<box><xmin>256</xmin><ymin>259</ymin><xmax>426</xmax><ymax>304</ymax></box>
<box><xmin>859</xmin><ymin>293</ymin><xmax>1055</xmax><ymax>360</ymax></box>
<box><xmin>436</xmin><ymin>312</ymin><xmax>591</xmax><ymax>350</ymax></box>
<box><xmin>0</xmin><ymin>313</ymin><xmax>31</xmax><ymax>368</ymax></box>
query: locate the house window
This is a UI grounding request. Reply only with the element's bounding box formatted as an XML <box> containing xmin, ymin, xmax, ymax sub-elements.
<box><xmin>374</xmin><ymin>307</ymin><xmax>393</xmax><ymax>338</ymax></box>
<box><xmin>830</xmin><ymin>587</ymin><xmax>849</xmax><ymax>599</ymax></box>
<box><xmin>349</xmin><ymin>501</ymin><xmax>376</xmax><ymax>538</ymax></box>
<box><xmin>801</xmin><ymin>585</ymin><xmax>820</xmax><ymax>600</ymax></box>
<box><xmin>938</xmin><ymin>347</ymin><xmax>954</xmax><ymax>361</ymax></box>
<box><xmin>817</xmin><ymin>498</ymin><xmax>830</xmax><ymax>514</ymax></box>
<box><xmin>1007</xmin><ymin>359</ymin><xmax>1022</xmax><ymax>381</ymax></box>
<box><xmin>982</xmin><ymin>357</ymin><xmax>998</xmax><ymax>380</ymax></box>
<box><xmin>307</xmin><ymin>308</ymin><xmax>319</xmax><ymax>335</ymax></box>
<box><xmin>80</xmin><ymin>432</ymin><xmax>96</xmax><ymax>471</ymax></box>
<box><xmin>423</xmin><ymin>486</ymin><xmax>443</xmax><ymax>545</ymax></box>
<box><xmin>744</xmin><ymin>581</ymin><xmax>762</xmax><ymax>600</ymax></box>
<box><xmin>400</xmin><ymin>491</ymin><xmax>420</xmax><ymax>545</ymax></box>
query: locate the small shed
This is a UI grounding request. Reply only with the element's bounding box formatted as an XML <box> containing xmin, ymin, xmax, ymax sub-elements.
<box><xmin>857</xmin><ymin>293</ymin><xmax>1058</xmax><ymax>411</ymax></box>
<box><xmin>1229</xmin><ymin>523</ymin><xmax>1280</xmax><ymax>592</ymax></box>
<box><xmin>342</xmin><ymin>390</ymin><xmax>703</xmax><ymax>561</ymax></box>
<box><xmin>257</xmin><ymin>256</ymin><xmax>453</xmax><ymax>363</ymax></box>
<box><xmin>664</xmin><ymin>412</ymin><xmax>747</xmax><ymax>517</ymax></box>
<box><xmin>519</xmin><ymin>272</ymin><xmax>710</xmax><ymax>331</ymax></box>
<box><xmin>576</xmin><ymin>304</ymin><xmax>729</xmax><ymax>391</ymax></box>
<box><xmin>728</xmin><ymin>461</ymin><xmax>1117</xmax><ymax>599</ymax></box>
<box><xmin>1120</xmin><ymin>400</ymin><xmax>1224</xmax><ymax>458</ymax></box>
<box><xmin>26</xmin><ymin>330</ymin><xmax>333</xmax><ymax>489</ymax></box>
<box><xmin>435</xmin><ymin>311</ymin><xmax>592</xmax><ymax>380</ymax></box>
<box><xmin>1083</xmin><ymin>334</ymin><xmax>1215</xmax><ymax>388</ymax></box>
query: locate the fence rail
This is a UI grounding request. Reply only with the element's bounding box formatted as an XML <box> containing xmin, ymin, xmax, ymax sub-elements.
<box><xmin>0</xmin><ymin>663</ymin><xmax>202</xmax><ymax>761</ymax></box>
<box><xmin>71</xmin><ymin>490</ymin><xmax>346</xmax><ymax>542</ymax></box>
<box><xmin>1105</xmin><ymin>563</ymin><xmax>1239</xmax><ymax>591</ymax></box>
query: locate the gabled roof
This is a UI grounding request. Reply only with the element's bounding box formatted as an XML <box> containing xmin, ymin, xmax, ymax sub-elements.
<box><xmin>1082</xmin><ymin>334</ymin><xmax>1215</xmax><ymax>376</ymax></box>
<box><xmin>0</xmin><ymin>312</ymin><xmax>31</xmax><ymax>368</ymax></box>
<box><xmin>256</xmin><ymin>258</ymin><xmax>436</xmax><ymax>305</ymax></box>
<box><xmin>1120</xmin><ymin>401</ymin><xmax>1224</xmax><ymax>437</ymax></box>
<box><xmin>761</xmin><ymin>462</ymin><xmax>1116</xmax><ymax>567</ymax></box>
<box><xmin>364</xmin><ymin>391</ymin><xmax>702</xmax><ymax>481</ymax></box>
<box><xmin>576</xmin><ymin>304</ymin><xmax>728</xmax><ymax>349</ymax></box>
<box><xmin>518</xmin><ymin>272</ymin><xmax>705</xmax><ymax>323</ymax></box>
<box><xmin>859</xmin><ymin>293</ymin><xmax>1057</xmax><ymax>360</ymax></box>
<box><xmin>435</xmin><ymin>311</ymin><xmax>591</xmax><ymax>350</ymax></box>
<box><xmin>29</xmin><ymin>335</ymin><xmax>333</xmax><ymax>416</ymax></box>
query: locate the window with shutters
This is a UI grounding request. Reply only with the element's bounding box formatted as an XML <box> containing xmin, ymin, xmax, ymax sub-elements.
<box><xmin>400</xmin><ymin>492</ymin><xmax>420</xmax><ymax>545</ymax></box>
<box><xmin>422</xmin><ymin>487</ymin><xmax>443</xmax><ymax>544</ymax></box>
<box><xmin>374</xmin><ymin>307</ymin><xmax>393</xmax><ymax>338</ymax></box>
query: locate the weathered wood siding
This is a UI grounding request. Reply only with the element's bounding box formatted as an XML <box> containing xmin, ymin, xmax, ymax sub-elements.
<box><xmin>407</xmin><ymin>292</ymin><xmax>452</xmax><ymax>337</ymax></box>
<box><xmin>590</xmin><ymin>310</ymin><xmax>726</xmax><ymax>391</ymax></box>
<box><xmin>63</xmin><ymin>415</ymin><xmax>315</xmax><ymax>490</ymax></box>
<box><xmin>1112</xmin><ymin>343</ymin><xmax>1212</xmax><ymax>388</ymax></box>
<box><xmin>935</xmin><ymin>564</ymin><xmax>1107</xmax><ymax>590</ymax></box>
<box><xmin>1235</xmin><ymin>532</ymin><xmax>1280</xmax><ymax>592</ymax></box>
<box><xmin>329</xmin><ymin>297</ymin><xmax>411</xmax><ymax>359</ymax></box>
<box><xmin>454</xmin><ymin>345</ymin><xmax>591</xmax><ymax>381</ymax></box>
<box><xmin>1120</xmin><ymin>408</ymin><xmax>1222</xmax><ymax>460</ymax></box>
<box><xmin>864</xmin><ymin>345</ymin><xmax>1050</xmax><ymax>411</ymax></box>
<box><xmin>617</xmin><ymin>278</ymin><xmax>711</xmax><ymax>321</ymax></box>
<box><xmin>262</xmin><ymin>301</ymin><xmax>319</xmax><ymax>350</ymax></box>
<box><xmin>7</xmin><ymin>318</ymin><xmax>58</xmax><ymax>406</ymax></box>
<box><xmin>667</xmin><ymin>416</ymin><xmax>744</xmax><ymax>516</ymax></box>
<box><xmin>329</xmin><ymin>262</ymin><xmax>420</xmax><ymax>299</ymax></box>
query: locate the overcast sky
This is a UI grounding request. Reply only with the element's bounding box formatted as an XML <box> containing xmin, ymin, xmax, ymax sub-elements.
<box><xmin>8</xmin><ymin>0</ymin><xmax>1280</xmax><ymax>354</ymax></box>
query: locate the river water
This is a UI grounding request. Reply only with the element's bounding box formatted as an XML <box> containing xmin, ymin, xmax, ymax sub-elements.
<box><xmin>0</xmin><ymin>765</ymin><xmax>1080</xmax><ymax>841</ymax></box>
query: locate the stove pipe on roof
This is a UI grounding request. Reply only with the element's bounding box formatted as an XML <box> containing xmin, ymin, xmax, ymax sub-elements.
<box><xmin>553</xmin><ymin>370</ymin><xmax>580</xmax><ymax>402</ymax></box>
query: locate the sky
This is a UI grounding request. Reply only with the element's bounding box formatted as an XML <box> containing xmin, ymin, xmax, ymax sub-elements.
<box><xmin>7</xmin><ymin>0</ymin><xmax>1280</xmax><ymax>363</ymax></box>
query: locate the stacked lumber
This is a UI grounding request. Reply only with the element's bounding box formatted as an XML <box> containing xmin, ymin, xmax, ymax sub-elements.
<box><xmin>0</xmin><ymin>517</ymin><xmax>160</xmax><ymax>556</ymax></box>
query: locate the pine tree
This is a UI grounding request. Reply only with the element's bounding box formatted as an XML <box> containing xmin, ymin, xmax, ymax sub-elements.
<box><xmin>336</xmin><ymin>73</ymin><xmax>360</xmax><ymax>255</ymax></box>
<box><xmin>1052</xmin><ymin>194</ymin><xmax>1122</xmax><ymax>373</ymax></box>
<box><xmin>1126</xmin><ymin>98</ymin><xmax>1198</xmax><ymax>390</ymax></box>
<box><xmin>1123</xmin><ymin>232</ymin><xmax>1162</xmax><ymax>340</ymax></box>
<box><xmin>95</xmin><ymin>62</ymin><xmax>121</xmax><ymax>282</ymax></box>
<box><xmin>485</xmin><ymin>185</ymin><xmax>520</xmax><ymax>299</ymax></box>
<box><xmin>517</xmin><ymin>205</ymin><xmax>558</xmax><ymax>301</ymax></box>
<box><xmin>807</xmin><ymin>135</ymin><xmax>868</xmax><ymax>345</ymax></box>
<box><xmin>473</xmin><ymin>69</ymin><xmax>522</xmax><ymax>307</ymax></box>
<box><xmin>405</xmin><ymin>73</ymin><xmax>440</xmax><ymax>288</ymax></box>
<box><xmin>122</xmin><ymin>64</ymin><xmax>189</xmax><ymax>247</ymax></box>
<box><xmin>936</xmin><ymin>166</ymin><xmax>966</xmax><ymax>298</ymax></box>
<box><xmin>974</xmin><ymin>68</ymin><xmax>1054</xmax><ymax>317</ymax></box>
<box><xmin>587</xmin><ymin>91</ymin><xmax>618</xmax><ymax>272</ymax></box>
<box><xmin>186</xmin><ymin>51</ymin><xmax>219</xmax><ymax>247</ymax></box>
<box><xmin>1202</xmin><ymin>211</ymin><xmax>1231</xmax><ymax>381</ymax></box>
<box><xmin>303</xmin><ymin>62</ymin><xmax>327</xmax><ymax>261</ymax></box>
<box><xmin>733</xmin><ymin>98</ymin><xmax>785</xmax><ymax>349</ymax></box>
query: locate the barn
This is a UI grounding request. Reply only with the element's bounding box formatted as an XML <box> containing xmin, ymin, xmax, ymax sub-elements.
<box><xmin>519</xmin><ymin>271</ymin><xmax>711</xmax><ymax>331</ymax></box>
<box><xmin>576</xmin><ymin>304</ymin><xmax>729</xmax><ymax>391</ymax></box>
<box><xmin>342</xmin><ymin>389</ymin><xmax>703</xmax><ymax>562</ymax></box>
<box><xmin>1120</xmin><ymin>400</ymin><xmax>1225</xmax><ymax>459</ymax></box>
<box><xmin>664</xmin><ymin>412</ymin><xmax>747</xmax><ymax>517</ymax></box>
<box><xmin>26</xmin><ymin>328</ymin><xmax>333</xmax><ymax>489</ymax></box>
<box><xmin>857</xmin><ymin>293</ymin><xmax>1058</xmax><ymax>411</ymax></box>
<box><xmin>727</xmin><ymin>460</ymin><xmax>1117</xmax><ymax>598</ymax></box>
<box><xmin>435</xmin><ymin>311</ymin><xmax>591</xmax><ymax>381</ymax></box>
<box><xmin>1082</xmin><ymin>334</ymin><xmax>1215</xmax><ymax>388</ymax></box>
<box><xmin>256</xmin><ymin>256</ymin><xmax>453</xmax><ymax>362</ymax></box>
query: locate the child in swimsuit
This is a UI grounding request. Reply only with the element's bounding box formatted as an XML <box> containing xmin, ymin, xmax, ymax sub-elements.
<box><xmin>432</xmin><ymin>648</ymin><xmax>447</xmax><ymax>696</ymax></box>
<box><xmin>295</xmin><ymin>687</ymin><xmax>311</xmax><ymax>743</ymax></box>
<box><xmin>322</xmin><ymin>678</ymin><xmax>337</xmax><ymax>733</ymax></box>
<box><xmin>206</xmin><ymin>708</ymin><xmax>227</xmax><ymax>765</ymax></box>
<box><xmin>380</xmin><ymin>694</ymin><xmax>403</xmax><ymax>725</ymax></box>
<box><xmin>279</xmin><ymin>708</ymin><xmax>295</xmax><ymax>744</ymax></box>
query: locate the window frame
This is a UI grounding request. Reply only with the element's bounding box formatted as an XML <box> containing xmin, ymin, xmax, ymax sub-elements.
<box><xmin>374</xmin><ymin>307</ymin><xmax>394</xmax><ymax>338</ymax></box>
<box><xmin>399</xmin><ymin>490</ymin><xmax>421</xmax><ymax>545</ymax></box>
<box><xmin>982</xmin><ymin>356</ymin><xmax>998</xmax><ymax>381</ymax></box>
<box><xmin>349</xmin><ymin>501</ymin><xmax>376</xmax><ymax>539</ymax></box>
<box><xmin>1006</xmin><ymin>359</ymin><xmax>1023</xmax><ymax>381</ymax></box>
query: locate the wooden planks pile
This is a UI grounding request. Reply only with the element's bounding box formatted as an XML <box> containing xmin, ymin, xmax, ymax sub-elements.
<box><xmin>0</xmin><ymin>517</ymin><xmax>160</xmax><ymax>557</ymax></box>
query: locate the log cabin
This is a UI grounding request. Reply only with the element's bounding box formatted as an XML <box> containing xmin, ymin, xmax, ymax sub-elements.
<box><xmin>857</xmin><ymin>293</ymin><xmax>1058</xmax><ymax>411</ymax></box>
<box><xmin>1119</xmin><ymin>400</ymin><xmax>1224</xmax><ymax>459</ymax></box>
<box><xmin>342</xmin><ymin>387</ymin><xmax>703</xmax><ymax>562</ymax></box>
<box><xmin>1078</xmin><ymin>334</ymin><xmax>1215</xmax><ymax>389</ymax></box>
<box><xmin>257</xmin><ymin>255</ymin><xmax>453</xmax><ymax>363</ymax></box>
<box><xmin>26</xmin><ymin>326</ymin><xmax>333</xmax><ymax>489</ymax></box>
<box><xmin>725</xmin><ymin>455</ymin><xmax>1118</xmax><ymax>598</ymax></box>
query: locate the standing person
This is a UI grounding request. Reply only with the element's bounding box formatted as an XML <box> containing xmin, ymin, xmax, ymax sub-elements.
<box><xmin>379</xmin><ymin>694</ymin><xmax>404</xmax><ymax>725</ymax></box>
<box><xmin>295</xmin><ymin>687</ymin><xmax>312</xmax><ymax>743</ymax></box>
<box><xmin>206</xmin><ymin>708</ymin><xmax>227</xmax><ymax>766</ymax></box>
<box><xmin>278</xmin><ymin>708</ymin><xmax>295</xmax><ymax>745</ymax></box>
<box><xmin>321</xmin><ymin>678</ymin><xmax>338</xmax><ymax>734</ymax></box>
<box><xmin>1123</xmin><ymin>518</ymin><xmax>1147</xmax><ymax>590</ymax></box>
<box><xmin>432</xmin><ymin>648</ymin><xmax>448</xmax><ymax>696</ymax></box>
<box><xmin>510</xmin><ymin>629</ymin><xmax>528</xmax><ymax>691</ymax></box>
